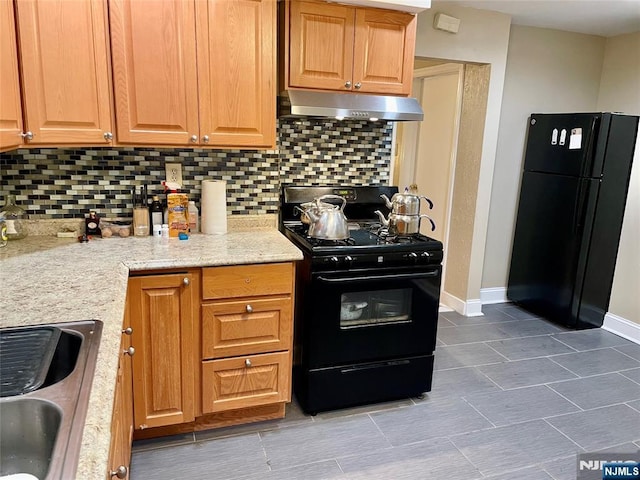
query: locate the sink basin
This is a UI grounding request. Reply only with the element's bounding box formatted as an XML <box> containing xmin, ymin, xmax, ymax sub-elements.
<box><xmin>0</xmin><ymin>320</ymin><xmax>102</xmax><ymax>480</ymax></box>
<box><xmin>0</xmin><ymin>399</ymin><xmax>62</xmax><ymax>479</ymax></box>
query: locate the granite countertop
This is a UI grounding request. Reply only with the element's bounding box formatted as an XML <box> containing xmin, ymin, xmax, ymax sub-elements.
<box><xmin>0</xmin><ymin>227</ymin><xmax>303</xmax><ymax>479</ymax></box>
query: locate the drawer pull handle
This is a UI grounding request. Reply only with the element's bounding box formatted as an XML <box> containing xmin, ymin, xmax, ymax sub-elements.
<box><xmin>122</xmin><ymin>327</ymin><xmax>133</xmax><ymax>335</ymax></box>
<box><xmin>124</xmin><ymin>347</ymin><xmax>135</xmax><ymax>356</ymax></box>
<box><xmin>110</xmin><ymin>465</ymin><xmax>128</xmax><ymax>478</ymax></box>
<box><xmin>183</xmin><ymin>277</ymin><xmax>190</xmax><ymax>286</ymax></box>
<box><xmin>245</xmin><ymin>359</ymin><xmax>252</xmax><ymax>368</ymax></box>
<box><xmin>245</xmin><ymin>304</ymin><xmax>253</xmax><ymax>313</ymax></box>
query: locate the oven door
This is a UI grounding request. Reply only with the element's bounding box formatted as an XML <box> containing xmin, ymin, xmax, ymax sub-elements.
<box><xmin>304</xmin><ymin>266</ymin><xmax>441</xmax><ymax>368</ymax></box>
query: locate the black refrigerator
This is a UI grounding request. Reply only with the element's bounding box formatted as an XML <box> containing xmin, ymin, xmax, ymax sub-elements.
<box><xmin>507</xmin><ymin>112</ymin><xmax>639</xmax><ymax>329</ymax></box>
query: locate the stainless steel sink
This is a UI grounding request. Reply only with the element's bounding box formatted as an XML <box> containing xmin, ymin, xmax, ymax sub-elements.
<box><xmin>0</xmin><ymin>320</ymin><xmax>102</xmax><ymax>480</ymax></box>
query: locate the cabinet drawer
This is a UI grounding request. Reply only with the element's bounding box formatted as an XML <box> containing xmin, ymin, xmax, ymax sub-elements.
<box><xmin>202</xmin><ymin>263</ymin><xmax>293</xmax><ymax>300</ymax></box>
<box><xmin>202</xmin><ymin>351</ymin><xmax>291</xmax><ymax>413</ymax></box>
<box><xmin>202</xmin><ymin>297</ymin><xmax>292</xmax><ymax>359</ymax></box>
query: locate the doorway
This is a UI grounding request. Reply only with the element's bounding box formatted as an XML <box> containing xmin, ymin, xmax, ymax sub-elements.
<box><xmin>393</xmin><ymin>63</ymin><xmax>464</xmax><ymax>302</ymax></box>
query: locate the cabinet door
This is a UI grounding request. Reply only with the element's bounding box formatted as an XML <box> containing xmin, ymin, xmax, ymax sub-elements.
<box><xmin>108</xmin><ymin>334</ymin><xmax>132</xmax><ymax>480</ymax></box>
<box><xmin>0</xmin><ymin>0</ymin><xmax>23</xmax><ymax>151</ymax></box>
<box><xmin>197</xmin><ymin>0</ymin><xmax>276</xmax><ymax>148</ymax></box>
<box><xmin>15</xmin><ymin>0</ymin><xmax>113</xmax><ymax>145</ymax></box>
<box><xmin>128</xmin><ymin>274</ymin><xmax>196</xmax><ymax>429</ymax></box>
<box><xmin>352</xmin><ymin>8</ymin><xmax>416</xmax><ymax>95</ymax></box>
<box><xmin>288</xmin><ymin>0</ymin><xmax>355</xmax><ymax>91</ymax></box>
<box><xmin>109</xmin><ymin>0</ymin><xmax>200</xmax><ymax>145</ymax></box>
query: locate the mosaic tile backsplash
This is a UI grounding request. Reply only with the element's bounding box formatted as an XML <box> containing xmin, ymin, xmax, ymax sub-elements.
<box><xmin>0</xmin><ymin>119</ymin><xmax>392</xmax><ymax>218</ymax></box>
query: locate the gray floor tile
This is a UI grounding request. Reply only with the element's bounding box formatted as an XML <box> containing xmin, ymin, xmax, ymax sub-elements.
<box><xmin>336</xmin><ymin>437</ymin><xmax>482</xmax><ymax>480</ymax></box>
<box><xmin>628</xmin><ymin>400</ymin><xmax>640</xmax><ymax>412</ymax></box>
<box><xmin>131</xmin><ymin>433</ymin><xmax>268</xmax><ymax>480</ymax></box>
<box><xmin>541</xmin><ymin>455</ymin><xmax>578</xmax><ymax>480</ymax></box>
<box><xmin>486</xmin><ymin>336</ymin><xmax>576</xmax><ymax>361</ymax></box>
<box><xmin>596</xmin><ymin>442</ymin><xmax>640</xmax><ymax>454</ymax></box>
<box><xmin>478</xmin><ymin>357</ymin><xmax>577</xmax><ymax>389</ymax></box>
<box><xmin>238</xmin><ymin>460</ymin><xmax>343</xmax><ymax>480</ymax></box>
<box><xmin>437</xmin><ymin>315</ymin><xmax>456</xmax><ymax>327</ymax></box>
<box><xmin>552</xmin><ymin>329</ymin><xmax>634</xmax><ymax>351</ymax></box>
<box><xmin>437</xmin><ymin>324</ymin><xmax>512</xmax><ymax>345</ymax></box>
<box><xmin>496</xmin><ymin>319</ymin><xmax>564</xmax><ymax>338</ymax></box>
<box><xmin>442</xmin><ymin>309</ymin><xmax>515</xmax><ymax>325</ymax></box>
<box><xmin>370</xmin><ymin>398</ymin><xmax>493</xmax><ymax>446</ymax></box>
<box><xmin>550</xmin><ymin>348</ymin><xmax>640</xmax><ymax>377</ymax></box>
<box><xmin>260</xmin><ymin>415</ymin><xmax>390</xmax><ymax>470</ymax></box>
<box><xmin>546</xmin><ymin>404</ymin><xmax>640</xmax><ymax>451</ymax></box>
<box><xmin>548</xmin><ymin>373</ymin><xmax>640</xmax><ymax>410</ymax></box>
<box><xmin>313</xmin><ymin>397</ymin><xmax>414</xmax><ymax>421</ymax></box>
<box><xmin>450</xmin><ymin>419</ymin><xmax>580</xmax><ymax>476</ymax></box>
<box><xmin>502</xmin><ymin>306</ymin><xmax>542</xmax><ymax>320</ymax></box>
<box><xmin>485</xmin><ymin>465</ymin><xmax>555</xmax><ymax>480</ymax></box>
<box><xmin>195</xmin><ymin>401</ymin><xmax>314</xmax><ymax>442</ymax></box>
<box><xmin>465</xmin><ymin>385</ymin><xmax>579</xmax><ymax>426</ymax></box>
<box><xmin>616</xmin><ymin>344</ymin><xmax>640</xmax><ymax>361</ymax></box>
<box><xmin>425</xmin><ymin>366</ymin><xmax>501</xmax><ymax>400</ymax></box>
<box><xmin>434</xmin><ymin>343</ymin><xmax>507</xmax><ymax>370</ymax></box>
<box><xmin>132</xmin><ymin>432</ymin><xmax>195</xmax><ymax>453</ymax></box>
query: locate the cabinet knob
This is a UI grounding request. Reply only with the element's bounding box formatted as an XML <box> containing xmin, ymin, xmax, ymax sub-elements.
<box><xmin>245</xmin><ymin>304</ymin><xmax>253</xmax><ymax>313</ymax></box>
<box><xmin>202</xmin><ymin>135</ymin><xmax>210</xmax><ymax>143</ymax></box>
<box><xmin>122</xmin><ymin>327</ymin><xmax>133</xmax><ymax>335</ymax></box>
<box><xmin>190</xmin><ymin>134</ymin><xmax>198</xmax><ymax>143</ymax></box>
<box><xmin>245</xmin><ymin>358</ymin><xmax>252</xmax><ymax>368</ymax></box>
<box><xmin>183</xmin><ymin>277</ymin><xmax>190</xmax><ymax>286</ymax></box>
<box><xmin>354</xmin><ymin>82</ymin><xmax>362</xmax><ymax>90</ymax></box>
<box><xmin>124</xmin><ymin>346</ymin><xmax>135</xmax><ymax>356</ymax></box>
<box><xmin>345</xmin><ymin>81</ymin><xmax>352</xmax><ymax>89</ymax></box>
<box><xmin>104</xmin><ymin>131</ymin><xmax>113</xmax><ymax>141</ymax></box>
<box><xmin>20</xmin><ymin>131</ymin><xmax>33</xmax><ymax>141</ymax></box>
<box><xmin>110</xmin><ymin>465</ymin><xmax>128</xmax><ymax>479</ymax></box>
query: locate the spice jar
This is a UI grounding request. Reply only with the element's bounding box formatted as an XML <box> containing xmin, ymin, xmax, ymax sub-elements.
<box><xmin>1</xmin><ymin>194</ymin><xmax>28</xmax><ymax>240</ymax></box>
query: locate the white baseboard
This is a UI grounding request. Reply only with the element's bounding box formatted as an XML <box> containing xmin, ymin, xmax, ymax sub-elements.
<box><xmin>440</xmin><ymin>291</ymin><xmax>484</xmax><ymax>317</ymax></box>
<box><xmin>602</xmin><ymin>312</ymin><xmax>640</xmax><ymax>345</ymax></box>
<box><xmin>480</xmin><ymin>287</ymin><xmax>508</xmax><ymax>305</ymax></box>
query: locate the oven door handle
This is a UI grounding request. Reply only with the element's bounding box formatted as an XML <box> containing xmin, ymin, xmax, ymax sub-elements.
<box><xmin>317</xmin><ymin>270</ymin><xmax>439</xmax><ymax>283</ymax></box>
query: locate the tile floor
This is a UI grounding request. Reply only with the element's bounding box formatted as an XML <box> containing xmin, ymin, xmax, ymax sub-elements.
<box><xmin>131</xmin><ymin>303</ymin><xmax>640</xmax><ymax>480</ymax></box>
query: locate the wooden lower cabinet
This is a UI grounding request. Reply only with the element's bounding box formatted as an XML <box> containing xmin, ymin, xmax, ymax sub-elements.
<box><xmin>108</xmin><ymin>311</ymin><xmax>133</xmax><ymax>479</ymax></box>
<box><xmin>122</xmin><ymin>262</ymin><xmax>294</xmax><ymax>441</ymax></box>
<box><xmin>128</xmin><ymin>272</ymin><xmax>197</xmax><ymax>430</ymax></box>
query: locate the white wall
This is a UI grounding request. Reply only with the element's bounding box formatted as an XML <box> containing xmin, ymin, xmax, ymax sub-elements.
<box><xmin>597</xmin><ymin>32</ymin><xmax>640</xmax><ymax>324</ymax></box>
<box><xmin>481</xmin><ymin>25</ymin><xmax>605</xmax><ymax>289</ymax></box>
<box><xmin>415</xmin><ymin>2</ymin><xmax>511</xmax><ymax>301</ymax></box>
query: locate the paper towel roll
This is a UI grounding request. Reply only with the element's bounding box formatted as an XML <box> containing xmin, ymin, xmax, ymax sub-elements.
<box><xmin>201</xmin><ymin>180</ymin><xmax>228</xmax><ymax>234</ymax></box>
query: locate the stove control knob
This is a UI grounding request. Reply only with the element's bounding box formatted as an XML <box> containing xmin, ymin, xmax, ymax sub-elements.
<box><xmin>330</xmin><ymin>256</ymin><xmax>340</xmax><ymax>265</ymax></box>
<box><xmin>420</xmin><ymin>251</ymin><xmax>432</xmax><ymax>262</ymax></box>
<box><xmin>407</xmin><ymin>252</ymin><xmax>418</xmax><ymax>263</ymax></box>
<box><xmin>344</xmin><ymin>255</ymin><xmax>354</xmax><ymax>266</ymax></box>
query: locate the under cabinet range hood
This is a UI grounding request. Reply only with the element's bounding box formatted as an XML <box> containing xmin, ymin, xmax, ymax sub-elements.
<box><xmin>279</xmin><ymin>90</ymin><xmax>424</xmax><ymax>122</ymax></box>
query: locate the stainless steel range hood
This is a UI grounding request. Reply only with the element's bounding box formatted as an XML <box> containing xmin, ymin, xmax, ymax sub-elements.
<box><xmin>280</xmin><ymin>90</ymin><xmax>424</xmax><ymax>122</ymax></box>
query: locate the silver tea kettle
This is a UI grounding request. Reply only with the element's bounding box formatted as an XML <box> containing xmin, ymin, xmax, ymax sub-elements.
<box><xmin>380</xmin><ymin>192</ymin><xmax>433</xmax><ymax>216</ymax></box>
<box><xmin>375</xmin><ymin>210</ymin><xmax>436</xmax><ymax>235</ymax></box>
<box><xmin>303</xmin><ymin>195</ymin><xmax>349</xmax><ymax>240</ymax></box>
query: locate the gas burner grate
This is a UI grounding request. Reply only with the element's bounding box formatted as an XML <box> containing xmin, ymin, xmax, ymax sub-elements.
<box><xmin>374</xmin><ymin>228</ymin><xmax>431</xmax><ymax>244</ymax></box>
<box><xmin>307</xmin><ymin>237</ymin><xmax>356</xmax><ymax>247</ymax></box>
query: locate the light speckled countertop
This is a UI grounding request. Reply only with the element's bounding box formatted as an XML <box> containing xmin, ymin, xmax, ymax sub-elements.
<box><xmin>0</xmin><ymin>226</ymin><xmax>303</xmax><ymax>479</ymax></box>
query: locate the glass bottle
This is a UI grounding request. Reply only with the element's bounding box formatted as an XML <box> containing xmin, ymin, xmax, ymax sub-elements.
<box><xmin>1</xmin><ymin>194</ymin><xmax>28</xmax><ymax>240</ymax></box>
<box><xmin>0</xmin><ymin>213</ymin><xmax>7</xmax><ymax>247</ymax></box>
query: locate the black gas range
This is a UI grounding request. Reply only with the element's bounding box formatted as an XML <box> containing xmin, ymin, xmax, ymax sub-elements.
<box><xmin>280</xmin><ymin>185</ymin><xmax>443</xmax><ymax>414</ymax></box>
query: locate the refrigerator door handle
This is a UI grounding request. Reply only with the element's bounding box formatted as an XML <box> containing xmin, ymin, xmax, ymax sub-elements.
<box><xmin>572</xmin><ymin>179</ymin><xmax>591</xmax><ymax>233</ymax></box>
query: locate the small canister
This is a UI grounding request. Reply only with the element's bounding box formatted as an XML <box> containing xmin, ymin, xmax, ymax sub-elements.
<box><xmin>0</xmin><ymin>215</ymin><xmax>7</xmax><ymax>248</ymax></box>
<box><xmin>153</xmin><ymin>224</ymin><xmax>162</xmax><ymax>240</ymax></box>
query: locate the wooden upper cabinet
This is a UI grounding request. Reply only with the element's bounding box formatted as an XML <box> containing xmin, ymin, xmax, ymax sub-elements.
<box><xmin>15</xmin><ymin>0</ymin><xmax>113</xmax><ymax>145</ymax></box>
<box><xmin>352</xmin><ymin>8</ymin><xmax>416</xmax><ymax>95</ymax></box>
<box><xmin>109</xmin><ymin>0</ymin><xmax>200</xmax><ymax>145</ymax></box>
<box><xmin>109</xmin><ymin>0</ymin><xmax>276</xmax><ymax>148</ymax></box>
<box><xmin>0</xmin><ymin>0</ymin><xmax>23</xmax><ymax>152</ymax></box>
<box><xmin>286</xmin><ymin>0</ymin><xmax>416</xmax><ymax>96</ymax></box>
<box><xmin>288</xmin><ymin>0</ymin><xmax>355</xmax><ymax>91</ymax></box>
<box><xmin>197</xmin><ymin>0</ymin><xmax>276</xmax><ymax>148</ymax></box>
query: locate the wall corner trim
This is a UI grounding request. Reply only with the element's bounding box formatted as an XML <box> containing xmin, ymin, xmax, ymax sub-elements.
<box><xmin>602</xmin><ymin>312</ymin><xmax>640</xmax><ymax>345</ymax></box>
<box><xmin>441</xmin><ymin>290</ymin><xmax>484</xmax><ymax>317</ymax></box>
<box><xmin>480</xmin><ymin>287</ymin><xmax>508</xmax><ymax>304</ymax></box>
